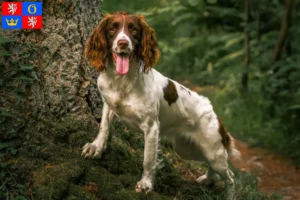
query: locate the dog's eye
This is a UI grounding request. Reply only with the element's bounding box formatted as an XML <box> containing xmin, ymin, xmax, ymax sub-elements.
<box><xmin>109</xmin><ymin>28</ymin><xmax>116</xmax><ymax>33</ymax></box>
<box><xmin>130</xmin><ymin>28</ymin><xmax>137</xmax><ymax>34</ymax></box>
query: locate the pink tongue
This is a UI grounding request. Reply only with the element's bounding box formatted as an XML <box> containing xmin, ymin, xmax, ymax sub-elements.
<box><xmin>116</xmin><ymin>55</ymin><xmax>129</xmax><ymax>75</ymax></box>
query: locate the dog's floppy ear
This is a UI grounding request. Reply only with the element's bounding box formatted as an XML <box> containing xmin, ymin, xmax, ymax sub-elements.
<box><xmin>137</xmin><ymin>15</ymin><xmax>160</xmax><ymax>72</ymax></box>
<box><xmin>84</xmin><ymin>14</ymin><xmax>111</xmax><ymax>71</ymax></box>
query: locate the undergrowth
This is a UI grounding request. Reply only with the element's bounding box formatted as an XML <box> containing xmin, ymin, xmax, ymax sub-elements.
<box><xmin>0</xmin><ymin>34</ymin><xmax>35</xmax><ymax>199</ymax></box>
<box><xmin>0</xmin><ymin>113</ymin><xmax>282</xmax><ymax>200</ymax></box>
<box><xmin>202</xmin><ymin>79</ymin><xmax>300</xmax><ymax>165</ymax></box>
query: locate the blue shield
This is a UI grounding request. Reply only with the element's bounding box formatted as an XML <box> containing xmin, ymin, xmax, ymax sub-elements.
<box><xmin>2</xmin><ymin>16</ymin><xmax>22</xmax><ymax>29</ymax></box>
<box><xmin>22</xmin><ymin>2</ymin><xmax>42</xmax><ymax>16</ymax></box>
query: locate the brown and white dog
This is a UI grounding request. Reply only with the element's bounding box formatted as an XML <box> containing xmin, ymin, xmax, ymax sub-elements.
<box><xmin>82</xmin><ymin>12</ymin><xmax>239</xmax><ymax>200</ymax></box>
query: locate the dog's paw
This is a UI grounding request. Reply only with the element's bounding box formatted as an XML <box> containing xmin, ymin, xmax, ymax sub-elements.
<box><xmin>81</xmin><ymin>142</ymin><xmax>106</xmax><ymax>159</ymax></box>
<box><xmin>196</xmin><ymin>173</ymin><xmax>220</xmax><ymax>185</ymax></box>
<box><xmin>135</xmin><ymin>179</ymin><xmax>152</xmax><ymax>194</ymax></box>
<box><xmin>196</xmin><ymin>174</ymin><xmax>210</xmax><ymax>184</ymax></box>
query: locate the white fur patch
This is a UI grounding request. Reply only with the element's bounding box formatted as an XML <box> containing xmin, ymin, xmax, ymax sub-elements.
<box><xmin>112</xmin><ymin>15</ymin><xmax>133</xmax><ymax>53</ymax></box>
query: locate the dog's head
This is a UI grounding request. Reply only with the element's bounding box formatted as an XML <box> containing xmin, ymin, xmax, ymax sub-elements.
<box><xmin>84</xmin><ymin>12</ymin><xmax>160</xmax><ymax>75</ymax></box>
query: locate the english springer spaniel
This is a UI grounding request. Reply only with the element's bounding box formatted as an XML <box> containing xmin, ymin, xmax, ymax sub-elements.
<box><xmin>82</xmin><ymin>12</ymin><xmax>239</xmax><ymax>200</ymax></box>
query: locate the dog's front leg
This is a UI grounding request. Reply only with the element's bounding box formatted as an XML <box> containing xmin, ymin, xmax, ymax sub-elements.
<box><xmin>82</xmin><ymin>102</ymin><xmax>114</xmax><ymax>158</ymax></box>
<box><xmin>136</xmin><ymin>120</ymin><xmax>159</xmax><ymax>193</ymax></box>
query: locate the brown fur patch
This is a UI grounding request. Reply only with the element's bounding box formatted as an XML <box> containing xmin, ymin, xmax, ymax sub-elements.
<box><xmin>217</xmin><ymin>116</ymin><xmax>231</xmax><ymax>150</ymax></box>
<box><xmin>137</xmin><ymin>15</ymin><xmax>160</xmax><ymax>72</ymax></box>
<box><xmin>163</xmin><ymin>80</ymin><xmax>178</xmax><ymax>106</ymax></box>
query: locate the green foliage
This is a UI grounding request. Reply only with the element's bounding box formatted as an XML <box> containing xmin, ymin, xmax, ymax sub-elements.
<box><xmin>205</xmin><ymin>78</ymin><xmax>300</xmax><ymax>164</ymax></box>
<box><xmin>102</xmin><ymin>0</ymin><xmax>162</xmax><ymax>14</ymax></box>
<box><xmin>135</xmin><ymin>0</ymin><xmax>245</xmax><ymax>84</ymax></box>
<box><xmin>0</xmin><ymin>34</ymin><xmax>35</xmax><ymax>199</ymax></box>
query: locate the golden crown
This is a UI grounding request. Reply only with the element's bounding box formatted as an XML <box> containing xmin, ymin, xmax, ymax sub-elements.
<box><xmin>6</xmin><ymin>18</ymin><xmax>18</xmax><ymax>26</ymax></box>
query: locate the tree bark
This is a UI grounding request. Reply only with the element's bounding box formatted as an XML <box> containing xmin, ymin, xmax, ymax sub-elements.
<box><xmin>0</xmin><ymin>0</ymin><xmax>103</xmax><ymax>122</ymax></box>
<box><xmin>271</xmin><ymin>0</ymin><xmax>293</xmax><ymax>63</ymax></box>
<box><xmin>242</xmin><ymin>0</ymin><xmax>250</xmax><ymax>91</ymax></box>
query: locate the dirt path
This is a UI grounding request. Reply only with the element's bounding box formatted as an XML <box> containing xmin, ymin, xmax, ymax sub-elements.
<box><xmin>231</xmin><ymin>140</ymin><xmax>300</xmax><ymax>200</ymax></box>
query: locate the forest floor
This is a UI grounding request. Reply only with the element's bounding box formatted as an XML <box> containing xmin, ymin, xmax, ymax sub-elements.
<box><xmin>231</xmin><ymin>140</ymin><xmax>300</xmax><ymax>200</ymax></box>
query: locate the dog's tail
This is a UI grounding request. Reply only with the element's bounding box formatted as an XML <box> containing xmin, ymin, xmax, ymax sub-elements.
<box><xmin>225</xmin><ymin>132</ymin><xmax>241</xmax><ymax>159</ymax></box>
<box><xmin>217</xmin><ymin>116</ymin><xmax>241</xmax><ymax>159</ymax></box>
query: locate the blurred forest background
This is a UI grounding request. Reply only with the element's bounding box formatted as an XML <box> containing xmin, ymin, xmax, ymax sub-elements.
<box><xmin>104</xmin><ymin>0</ymin><xmax>300</xmax><ymax>163</ymax></box>
<box><xmin>1</xmin><ymin>0</ymin><xmax>300</xmax><ymax>199</ymax></box>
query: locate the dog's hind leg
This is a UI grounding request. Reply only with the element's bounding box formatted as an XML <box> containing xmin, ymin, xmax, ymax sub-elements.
<box><xmin>192</xmin><ymin>119</ymin><xmax>236</xmax><ymax>200</ymax></box>
<box><xmin>195</xmin><ymin>137</ymin><xmax>235</xmax><ymax>199</ymax></box>
<box><xmin>210</xmin><ymin>161</ymin><xmax>235</xmax><ymax>200</ymax></box>
<box><xmin>172</xmin><ymin>135</ymin><xmax>221</xmax><ymax>185</ymax></box>
<box><xmin>196</xmin><ymin>166</ymin><xmax>220</xmax><ymax>185</ymax></box>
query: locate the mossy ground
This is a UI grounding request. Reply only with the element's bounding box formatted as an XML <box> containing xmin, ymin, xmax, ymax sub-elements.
<box><xmin>4</xmin><ymin>116</ymin><xmax>281</xmax><ymax>200</ymax></box>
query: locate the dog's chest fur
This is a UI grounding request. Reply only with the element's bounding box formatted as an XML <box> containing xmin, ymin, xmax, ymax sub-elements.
<box><xmin>97</xmin><ymin>67</ymin><xmax>158</xmax><ymax>131</ymax></box>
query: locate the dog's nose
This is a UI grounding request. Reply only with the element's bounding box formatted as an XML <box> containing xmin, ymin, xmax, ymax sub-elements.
<box><xmin>117</xmin><ymin>40</ymin><xmax>129</xmax><ymax>49</ymax></box>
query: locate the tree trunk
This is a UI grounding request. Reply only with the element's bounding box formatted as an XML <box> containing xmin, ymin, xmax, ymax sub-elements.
<box><xmin>0</xmin><ymin>1</ymin><xmax>104</xmax><ymax>198</ymax></box>
<box><xmin>242</xmin><ymin>0</ymin><xmax>250</xmax><ymax>91</ymax></box>
<box><xmin>271</xmin><ymin>0</ymin><xmax>293</xmax><ymax>63</ymax></box>
<box><xmin>0</xmin><ymin>0</ymin><xmax>103</xmax><ymax>122</ymax></box>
